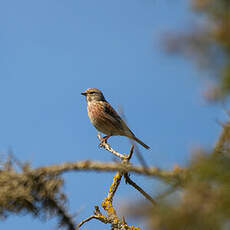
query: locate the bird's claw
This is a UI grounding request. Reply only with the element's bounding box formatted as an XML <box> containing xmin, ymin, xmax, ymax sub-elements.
<box><xmin>98</xmin><ymin>139</ymin><xmax>107</xmax><ymax>148</ymax></box>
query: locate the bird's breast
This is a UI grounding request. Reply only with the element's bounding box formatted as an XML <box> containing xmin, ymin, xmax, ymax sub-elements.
<box><xmin>87</xmin><ymin>102</ymin><xmax>111</xmax><ymax>134</ymax></box>
<box><xmin>87</xmin><ymin>102</ymin><xmax>101</xmax><ymax>124</ymax></box>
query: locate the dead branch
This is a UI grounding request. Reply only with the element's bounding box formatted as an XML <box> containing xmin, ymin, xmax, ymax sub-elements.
<box><xmin>78</xmin><ymin>142</ymin><xmax>142</xmax><ymax>229</ymax></box>
<box><xmin>124</xmin><ymin>173</ymin><xmax>156</xmax><ymax>205</ymax></box>
<box><xmin>32</xmin><ymin>134</ymin><xmax>185</xmax><ymax>184</ymax></box>
<box><xmin>100</xmin><ymin>144</ymin><xmax>141</xmax><ymax>230</ymax></box>
<box><xmin>0</xmin><ymin>135</ymin><xmax>186</xmax><ymax>230</ymax></box>
<box><xmin>0</xmin><ymin>162</ymin><xmax>76</xmax><ymax>230</ymax></box>
<box><xmin>78</xmin><ymin>206</ymin><xmax>111</xmax><ymax>228</ymax></box>
<box><xmin>77</xmin><ymin>139</ymin><xmax>156</xmax><ymax>229</ymax></box>
<box><xmin>34</xmin><ymin>160</ymin><xmax>185</xmax><ymax>184</ymax></box>
<box><xmin>97</xmin><ymin>133</ymin><xmax>127</xmax><ymax>159</ymax></box>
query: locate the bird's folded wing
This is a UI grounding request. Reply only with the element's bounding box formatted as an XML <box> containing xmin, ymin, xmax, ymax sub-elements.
<box><xmin>102</xmin><ymin>101</ymin><xmax>134</xmax><ymax>136</ymax></box>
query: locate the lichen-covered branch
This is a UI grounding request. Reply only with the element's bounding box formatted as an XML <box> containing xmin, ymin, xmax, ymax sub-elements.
<box><xmin>34</xmin><ymin>161</ymin><xmax>185</xmax><ymax>184</ymax></box>
<box><xmin>0</xmin><ymin>160</ymin><xmax>76</xmax><ymax>230</ymax></box>
<box><xmin>101</xmin><ymin>171</ymin><xmax>124</xmax><ymax>229</ymax></box>
<box><xmin>99</xmin><ymin>144</ymin><xmax>141</xmax><ymax>230</ymax></box>
<box><xmin>32</xmin><ymin>135</ymin><xmax>186</xmax><ymax>186</ymax></box>
<box><xmin>0</xmin><ymin>132</ymin><xmax>187</xmax><ymax>230</ymax></box>
<box><xmin>0</xmin><ymin>143</ymin><xmax>186</xmax><ymax>230</ymax></box>
<box><xmin>78</xmin><ymin>144</ymin><xmax>140</xmax><ymax>229</ymax></box>
<box><xmin>78</xmin><ymin>139</ymin><xmax>155</xmax><ymax>229</ymax></box>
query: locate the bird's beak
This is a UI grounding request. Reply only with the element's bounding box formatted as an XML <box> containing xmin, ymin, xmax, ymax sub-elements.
<box><xmin>81</xmin><ymin>92</ymin><xmax>87</xmax><ymax>96</ymax></box>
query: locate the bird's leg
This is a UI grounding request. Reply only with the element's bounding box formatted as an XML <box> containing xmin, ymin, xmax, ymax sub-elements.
<box><xmin>99</xmin><ymin>135</ymin><xmax>111</xmax><ymax>147</ymax></box>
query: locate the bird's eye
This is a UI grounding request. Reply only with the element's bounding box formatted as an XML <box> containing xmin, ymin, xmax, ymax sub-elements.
<box><xmin>89</xmin><ymin>92</ymin><xmax>95</xmax><ymax>94</ymax></box>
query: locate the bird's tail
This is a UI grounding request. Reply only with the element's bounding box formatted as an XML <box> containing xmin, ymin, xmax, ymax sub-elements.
<box><xmin>131</xmin><ymin>136</ymin><xmax>150</xmax><ymax>149</ymax></box>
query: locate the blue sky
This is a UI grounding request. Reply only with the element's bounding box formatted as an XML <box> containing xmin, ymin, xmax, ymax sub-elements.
<box><xmin>0</xmin><ymin>0</ymin><xmax>225</xmax><ymax>229</ymax></box>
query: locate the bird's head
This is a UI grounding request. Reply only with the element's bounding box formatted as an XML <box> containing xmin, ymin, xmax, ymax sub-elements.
<box><xmin>81</xmin><ymin>88</ymin><xmax>106</xmax><ymax>103</ymax></box>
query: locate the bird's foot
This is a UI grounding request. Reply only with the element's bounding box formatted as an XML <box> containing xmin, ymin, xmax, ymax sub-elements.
<box><xmin>98</xmin><ymin>135</ymin><xmax>110</xmax><ymax>148</ymax></box>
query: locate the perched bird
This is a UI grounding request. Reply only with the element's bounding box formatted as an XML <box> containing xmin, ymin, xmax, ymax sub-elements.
<box><xmin>81</xmin><ymin>88</ymin><xmax>150</xmax><ymax>149</ymax></box>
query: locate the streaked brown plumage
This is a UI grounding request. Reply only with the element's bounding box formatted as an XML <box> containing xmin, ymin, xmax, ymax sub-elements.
<box><xmin>81</xmin><ymin>88</ymin><xmax>150</xmax><ymax>149</ymax></box>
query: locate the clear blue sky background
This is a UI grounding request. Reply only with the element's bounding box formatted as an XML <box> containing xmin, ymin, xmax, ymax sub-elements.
<box><xmin>0</xmin><ymin>0</ymin><xmax>225</xmax><ymax>229</ymax></box>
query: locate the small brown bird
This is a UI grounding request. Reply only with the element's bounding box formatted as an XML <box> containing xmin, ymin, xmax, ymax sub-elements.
<box><xmin>81</xmin><ymin>88</ymin><xmax>150</xmax><ymax>149</ymax></box>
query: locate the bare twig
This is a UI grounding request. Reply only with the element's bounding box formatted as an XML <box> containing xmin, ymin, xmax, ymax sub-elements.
<box><xmin>127</xmin><ymin>145</ymin><xmax>134</xmax><ymax>160</ymax></box>
<box><xmin>78</xmin><ymin>206</ymin><xmax>111</xmax><ymax>228</ymax></box>
<box><xmin>97</xmin><ymin>133</ymin><xmax>127</xmax><ymax>159</ymax></box>
<box><xmin>78</xmin><ymin>213</ymin><xmax>111</xmax><ymax>228</ymax></box>
<box><xmin>78</xmin><ymin>215</ymin><xmax>96</xmax><ymax>228</ymax></box>
<box><xmin>124</xmin><ymin>173</ymin><xmax>156</xmax><ymax>205</ymax></box>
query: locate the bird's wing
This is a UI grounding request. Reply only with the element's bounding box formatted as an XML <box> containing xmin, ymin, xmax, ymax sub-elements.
<box><xmin>103</xmin><ymin>102</ymin><xmax>121</xmax><ymax>122</ymax></box>
<box><xmin>102</xmin><ymin>101</ymin><xmax>134</xmax><ymax>136</ymax></box>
